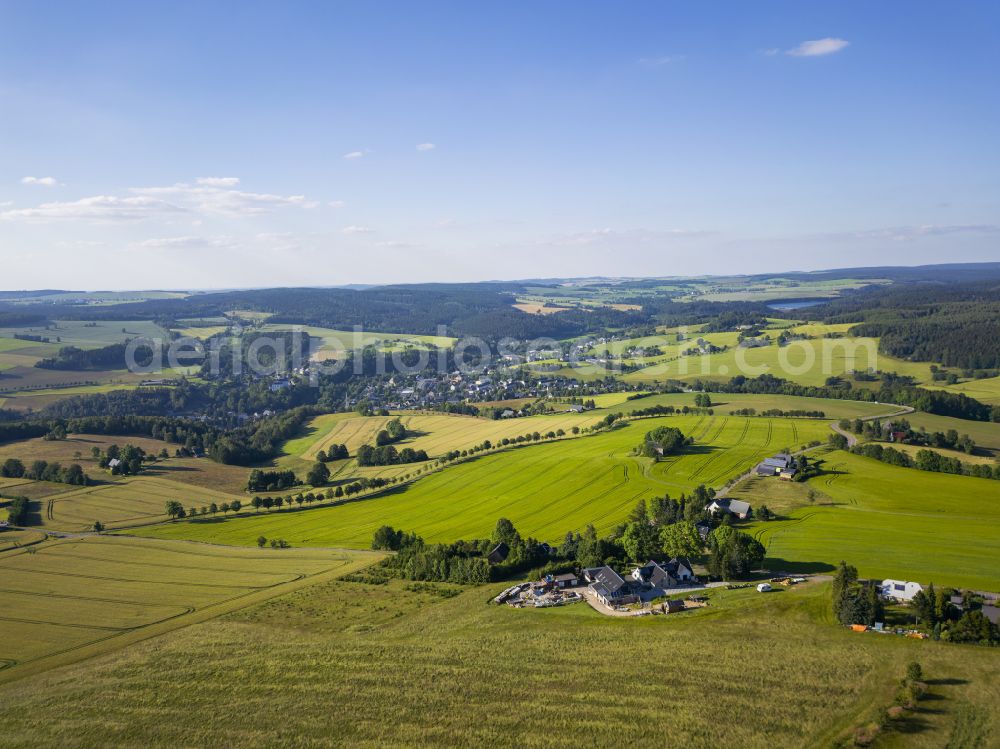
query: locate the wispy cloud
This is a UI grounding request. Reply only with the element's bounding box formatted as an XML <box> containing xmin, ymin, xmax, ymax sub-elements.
<box><xmin>134</xmin><ymin>235</ymin><xmax>237</xmax><ymax>250</ymax></box>
<box><xmin>3</xmin><ymin>178</ymin><xmax>313</xmax><ymax>222</ymax></box>
<box><xmin>786</xmin><ymin>38</ymin><xmax>850</xmax><ymax>57</ymax></box>
<box><xmin>341</xmin><ymin>225</ymin><xmax>374</xmax><ymax>235</ymax></box>
<box><xmin>638</xmin><ymin>55</ymin><xmax>684</xmax><ymax>66</ymax></box>
<box><xmin>195</xmin><ymin>176</ymin><xmax>240</xmax><ymax>187</ymax></box>
<box><xmin>130</xmin><ymin>181</ymin><xmax>311</xmax><ymax>216</ymax></box>
<box><xmin>21</xmin><ymin>176</ymin><xmax>61</xmax><ymax>187</ymax></box>
<box><xmin>416</xmin><ymin>143</ymin><xmax>436</xmax><ymax>151</ymax></box>
<box><xmin>1</xmin><ymin>195</ymin><xmax>184</xmax><ymax>222</ymax></box>
<box><xmin>343</xmin><ymin>150</ymin><xmax>366</xmax><ymax>160</ymax></box>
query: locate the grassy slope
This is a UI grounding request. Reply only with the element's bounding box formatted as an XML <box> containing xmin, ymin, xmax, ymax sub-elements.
<box><xmin>752</xmin><ymin>451</ymin><xmax>1000</xmax><ymax>590</ymax></box>
<box><xmin>132</xmin><ymin>415</ymin><xmax>829</xmax><ymax>548</ymax></box>
<box><xmin>0</xmin><ymin>576</ymin><xmax>995</xmax><ymax>748</ymax></box>
<box><xmin>0</xmin><ymin>536</ymin><xmax>378</xmax><ymax>682</ymax></box>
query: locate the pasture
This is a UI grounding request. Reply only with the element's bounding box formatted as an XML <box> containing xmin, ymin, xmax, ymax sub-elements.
<box><xmin>0</xmin><ymin>575</ymin><xmax>996</xmax><ymax>748</ymax></box>
<box><xmin>36</xmin><ymin>476</ymin><xmax>247</xmax><ymax>532</ymax></box>
<box><xmin>621</xmin><ymin>336</ymin><xmax>936</xmax><ymax>387</ymax></box>
<box><xmin>752</xmin><ymin>451</ymin><xmax>1000</xmax><ymax>591</ymax></box>
<box><xmin>603</xmin><ymin>391</ymin><xmax>896</xmax><ymax>420</ymax></box>
<box><xmin>258</xmin><ymin>324</ymin><xmax>456</xmax><ymax>360</ymax></box>
<box><xmin>0</xmin><ymin>433</ymin><xmax>252</xmax><ymax>495</ymax></box>
<box><xmin>136</xmin><ymin>415</ymin><xmax>830</xmax><ymax>548</ymax></box>
<box><xmin>0</xmin><ymin>536</ymin><xmax>377</xmax><ymax>681</ymax></box>
<box><xmin>900</xmin><ymin>412</ymin><xmax>1000</xmax><ymax>454</ymax></box>
<box><xmin>926</xmin><ymin>374</ymin><xmax>1000</xmax><ymax>406</ymax></box>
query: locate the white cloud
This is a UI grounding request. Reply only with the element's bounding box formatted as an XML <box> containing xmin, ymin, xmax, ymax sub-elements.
<box><xmin>328</xmin><ymin>200</ymin><xmax>346</xmax><ymax>209</ymax></box>
<box><xmin>343</xmin><ymin>150</ymin><xmax>366</xmax><ymax>160</ymax></box>
<box><xmin>416</xmin><ymin>143</ymin><xmax>436</xmax><ymax>151</ymax></box>
<box><xmin>786</xmin><ymin>38</ymin><xmax>850</xmax><ymax>57</ymax></box>
<box><xmin>763</xmin><ymin>48</ymin><xmax>781</xmax><ymax>57</ymax></box>
<box><xmin>21</xmin><ymin>176</ymin><xmax>61</xmax><ymax>187</ymax></box>
<box><xmin>130</xmin><ymin>181</ymin><xmax>311</xmax><ymax>216</ymax></box>
<box><xmin>0</xmin><ymin>200</ymin><xmax>12</xmax><ymax>207</ymax></box>
<box><xmin>196</xmin><ymin>176</ymin><xmax>240</xmax><ymax>187</ymax></box>
<box><xmin>341</xmin><ymin>225</ymin><xmax>374</xmax><ymax>235</ymax></box>
<box><xmin>134</xmin><ymin>235</ymin><xmax>237</xmax><ymax>250</ymax></box>
<box><xmin>3</xmin><ymin>178</ymin><xmax>312</xmax><ymax>222</ymax></box>
<box><xmin>0</xmin><ymin>195</ymin><xmax>184</xmax><ymax>222</ymax></box>
<box><xmin>638</xmin><ymin>55</ymin><xmax>684</xmax><ymax>66</ymax></box>
<box><xmin>376</xmin><ymin>240</ymin><xmax>422</xmax><ymax>249</ymax></box>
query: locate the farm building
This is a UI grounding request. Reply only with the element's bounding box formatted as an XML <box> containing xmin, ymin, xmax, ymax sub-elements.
<box><xmin>755</xmin><ymin>453</ymin><xmax>796</xmax><ymax>478</ymax></box>
<box><xmin>879</xmin><ymin>579</ymin><xmax>924</xmax><ymax>602</ymax></box>
<box><xmin>551</xmin><ymin>572</ymin><xmax>580</xmax><ymax>588</ymax></box>
<box><xmin>487</xmin><ymin>542</ymin><xmax>510</xmax><ymax>565</ymax></box>
<box><xmin>705</xmin><ymin>498</ymin><xmax>753</xmax><ymax>520</ymax></box>
<box><xmin>631</xmin><ymin>558</ymin><xmax>696</xmax><ymax>589</ymax></box>
<box><xmin>583</xmin><ymin>566</ymin><xmax>638</xmax><ymax>606</ymax></box>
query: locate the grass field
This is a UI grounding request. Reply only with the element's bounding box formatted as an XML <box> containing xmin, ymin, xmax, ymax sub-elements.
<box><xmin>135</xmin><ymin>415</ymin><xmax>830</xmax><ymax>548</ymax></box>
<box><xmin>620</xmin><ymin>336</ymin><xmax>936</xmax><ymax>387</ymax></box>
<box><xmin>275</xmin><ymin>410</ymin><xmax>609</xmax><ymax>475</ymax></box>
<box><xmin>35</xmin><ymin>476</ymin><xmax>248</xmax><ymax>532</ymax></box>
<box><xmin>900</xmin><ymin>412</ymin><xmax>1000</xmax><ymax>453</ymax></box>
<box><xmin>0</xmin><ymin>433</ymin><xmax>253</xmax><ymax>495</ymax></box>
<box><xmin>258</xmin><ymin>324</ymin><xmax>457</xmax><ymax>360</ymax></box>
<box><xmin>751</xmin><ymin>451</ymin><xmax>1000</xmax><ymax>591</ymax></box>
<box><xmin>0</xmin><ymin>536</ymin><xmax>378</xmax><ymax>682</ymax></box>
<box><xmin>0</xmin><ymin>320</ymin><xmax>167</xmax><ymax>350</ymax></box>
<box><xmin>604</xmin><ymin>391</ymin><xmax>896</xmax><ymax>420</ymax></box>
<box><xmin>926</xmin><ymin>375</ymin><xmax>1000</xmax><ymax>405</ymax></box>
<box><xmin>0</xmin><ymin>573</ymin><xmax>995</xmax><ymax>748</ymax></box>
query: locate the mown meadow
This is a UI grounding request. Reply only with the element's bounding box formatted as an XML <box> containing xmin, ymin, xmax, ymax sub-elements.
<box><xmin>0</xmin><ymin>536</ymin><xmax>378</xmax><ymax>682</ymax></box>
<box><xmin>0</xmin><ymin>576</ymin><xmax>995</xmax><ymax>748</ymax></box>
<box><xmin>133</xmin><ymin>415</ymin><xmax>830</xmax><ymax>547</ymax></box>
<box><xmin>751</xmin><ymin>450</ymin><xmax>1000</xmax><ymax>591</ymax></box>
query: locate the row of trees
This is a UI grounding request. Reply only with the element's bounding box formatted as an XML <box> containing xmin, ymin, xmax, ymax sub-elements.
<box><xmin>732</xmin><ymin>408</ymin><xmax>826</xmax><ymax>418</ymax></box>
<box><xmin>165</xmin><ymin>499</ymin><xmax>243</xmax><ymax>519</ymax></box>
<box><xmin>1</xmin><ymin>458</ymin><xmax>89</xmax><ymax>486</ymax></box>
<box><xmin>850</xmin><ymin>442</ymin><xmax>1000</xmax><ymax>481</ymax></box>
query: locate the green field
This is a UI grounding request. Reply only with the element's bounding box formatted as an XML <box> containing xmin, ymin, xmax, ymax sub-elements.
<box><xmin>899</xmin><ymin>412</ymin><xmax>1000</xmax><ymax>454</ymax></box>
<box><xmin>926</xmin><ymin>375</ymin><xmax>1000</xmax><ymax>406</ymax></box>
<box><xmin>752</xmin><ymin>451</ymin><xmax>1000</xmax><ymax>591</ymax></box>
<box><xmin>259</xmin><ymin>324</ymin><xmax>457</xmax><ymax>360</ymax></box>
<box><xmin>601</xmin><ymin>391</ymin><xmax>896</xmax><ymax>420</ymax></box>
<box><xmin>134</xmin><ymin>415</ymin><xmax>830</xmax><ymax>548</ymax></box>
<box><xmin>0</xmin><ymin>536</ymin><xmax>377</xmax><ymax>681</ymax></box>
<box><xmin>0</xmin><ymin>571</ymin><xmax>995</xmax><ymax>748</ymax></box>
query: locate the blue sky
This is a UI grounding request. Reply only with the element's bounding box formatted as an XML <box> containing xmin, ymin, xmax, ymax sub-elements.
<box><xmin>1</xmin><ymin>1</ymin><xmax>998</xmax><ymax>289</ymax></box>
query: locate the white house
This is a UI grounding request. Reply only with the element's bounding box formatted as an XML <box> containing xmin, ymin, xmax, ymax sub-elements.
<box><xmin>879</xmin><ymin>579</ymin><xmax>924</xmax><ymax>602</ymax></box>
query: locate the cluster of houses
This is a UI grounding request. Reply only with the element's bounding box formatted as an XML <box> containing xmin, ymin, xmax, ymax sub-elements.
<box><xmin>497</xmin><ymin>558</ymin><xmax>700</xmax><ymax>610</ymax></box>
<box><xmin>755</xmin><ymin>453</ymin><xmax>798</xmax><ymax>480</ymax></box>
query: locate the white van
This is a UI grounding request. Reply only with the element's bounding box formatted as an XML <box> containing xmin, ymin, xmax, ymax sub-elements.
<box><xmin>756</xmin><ymin>583</ymin><xmax>772</xmax><ymax>593</ymax></box>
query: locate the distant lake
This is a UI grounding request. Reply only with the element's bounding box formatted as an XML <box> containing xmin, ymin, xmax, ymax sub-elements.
<box><xmin>767</xmin><ymin>299</ymin><xmax>826</xmax><ymax>311</ymax></box>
